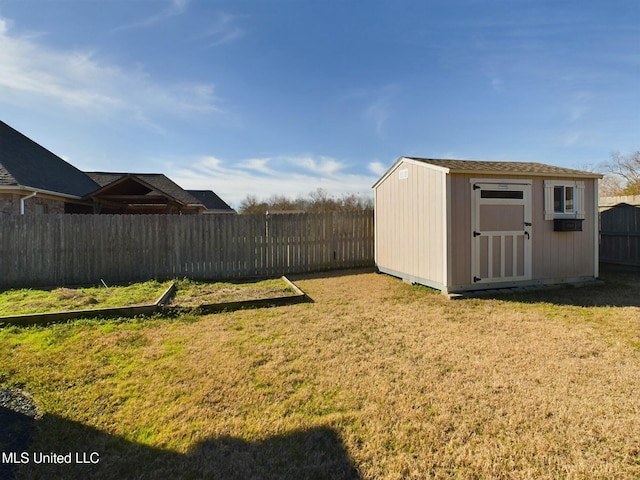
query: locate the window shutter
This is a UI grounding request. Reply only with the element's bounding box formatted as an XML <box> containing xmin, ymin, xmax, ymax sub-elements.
<box><xmin>576</xmin><ymin>181</ymin><xmax>585</xmax><ymax>219</ymax></box>
<box><xmin>544</xmin><ymin>180</ymin><xmax>554</xmax><ymax>220</ymax></box>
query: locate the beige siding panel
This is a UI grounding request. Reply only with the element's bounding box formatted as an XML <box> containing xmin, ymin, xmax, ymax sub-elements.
<box><xmin>531</xmin><ymin>177</ymin><xmax>596</xmax><ymax>279</ymax></box>
<box><xmin>375</xmin><ymin>160</ymin><xmax>446</xmax><ymax>287</ymax></box>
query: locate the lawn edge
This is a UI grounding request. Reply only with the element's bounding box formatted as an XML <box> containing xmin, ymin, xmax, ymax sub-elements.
<box><xmin>0</xmin><ymin>277</ymin><xmax>309</xmax><ymax>325</ymax></box>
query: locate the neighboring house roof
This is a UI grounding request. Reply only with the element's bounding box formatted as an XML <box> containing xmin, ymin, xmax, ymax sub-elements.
<box><xmin>0</xmin><ymin>120</ymin><xmax>99</xmax><ymax>197</ymax></box>
<box><xmin>186</xmin><ymin>190</ymin><xmax>235</xmax><ymax>213</ymax></box>
<box><xmin>1</xmin><ymin>120</ymin><xmax>233</xmax><ymax>214</ymax></box>
<box><xmin>86</xmin><ymin>172</ymin><xmax>204</xmax><ymax>208</ymax></box>
<box><xmin>374</xmin><ymin>157</ymin><xmax>602</xmax><ymax>188</ymax></box>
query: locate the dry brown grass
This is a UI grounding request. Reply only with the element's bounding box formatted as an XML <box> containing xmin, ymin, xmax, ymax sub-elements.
<box><xmin>173</xmin><ymin>278</ymin><xmax>297</xmax><ymax>306</ymax></box>
<box><xmin>0</xmin><ymin>267</ymin><xmax>639</xmax><ymax>479</ymax></box>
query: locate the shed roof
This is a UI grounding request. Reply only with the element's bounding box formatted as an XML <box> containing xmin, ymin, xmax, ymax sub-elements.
<box><xmin>0</xmin><ymin>120</ymin><xmax>99</xmax><ymax>197</ymax></box>
<box><xmin>374</xmin><ymin>157</ymin><xmax>602</xmax><ymax>188</ymax></box>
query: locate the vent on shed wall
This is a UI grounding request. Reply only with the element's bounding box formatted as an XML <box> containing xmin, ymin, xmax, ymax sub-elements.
<box><xmin>398</xmin><ymin>169</ymin><xmax>409</xmax><ymax>180</ymax></box>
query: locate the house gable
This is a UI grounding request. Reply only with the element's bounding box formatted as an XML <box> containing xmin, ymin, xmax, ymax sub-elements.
<box><xmin>85</xmin><ymin>172</ymin><xmax>205</xmax><ymax>214</ymax></box>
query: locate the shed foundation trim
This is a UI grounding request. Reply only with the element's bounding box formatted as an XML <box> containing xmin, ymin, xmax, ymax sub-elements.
<box><xmin>377</xmin><ymin>267</ymin><xmax>448</xmax><ymax>294</ymax></box>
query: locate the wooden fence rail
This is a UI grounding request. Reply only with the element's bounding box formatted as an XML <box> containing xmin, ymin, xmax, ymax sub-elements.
<box><xmin>0</xmin><ymin>212</ymin><xmax>374</xmax><ymax>289</ymax></box>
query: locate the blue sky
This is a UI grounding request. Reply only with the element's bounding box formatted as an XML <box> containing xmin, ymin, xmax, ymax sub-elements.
<box><xmin>0</xmin><ymin>0</ymin><xmax>638</xmax><ymax>207</ymax></box>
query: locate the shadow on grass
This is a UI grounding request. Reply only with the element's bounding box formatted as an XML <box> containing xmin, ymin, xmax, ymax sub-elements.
<box><xmin>0</xmin><ymin>407</ymin><xmax>36</xmax><ymax>480</ymax></box>
<box><xmin>1</xmin><ymin>407</ymin><xmax>362</xmax><ymax>480</ymax></box>
<box><xmin>488</xmin><ymin>263</ymin><xmax>640</xmax><ymax>307</ymax></box>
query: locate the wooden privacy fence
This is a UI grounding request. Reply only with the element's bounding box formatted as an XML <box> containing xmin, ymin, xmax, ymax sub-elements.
<box><xmin>599</xmin><ymin>202</ymin><xmax>640</xmax><ymax>266</ymax></box>
<box><xmin>0</xmin><ymin>212</ymin><xmax>374</xmax><ymax>289</ymax></box>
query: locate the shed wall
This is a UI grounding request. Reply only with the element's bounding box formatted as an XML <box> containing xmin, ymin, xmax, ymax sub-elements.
<box><xmin>448</xmin><ymin>174</ymin><xmax>597</xmax><ymax>290</ymax></box>
<box><xmin>533</xmin><ymin>177</ymin><xmax>596</xmax><ymax>280</ymax></box>
<box><xmin>375</xmin><ymin>160</ymin><xmax>446</xmax><ymax>288</ymax></box>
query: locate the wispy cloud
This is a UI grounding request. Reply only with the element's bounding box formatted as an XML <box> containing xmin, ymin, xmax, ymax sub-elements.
<box><xmin>113</xmin><ymin>0</ymin><xmax>190</xmax><ymax>32</ymax></box>
<box><xmin>484</xmin><ymin>70</ymin><xmax>505</xmax><ymax>92</ymax></box>
<box><xmin>168</xmin><ymin>154</ymin><xmax>376</xmax><ymax>206</ymax></box>
<box><xmin>361</xmin><ymin>86</ymin><xmax>399</xmax><ymax>137</ymax></box>
<box><xmin>0</xmin><ymin>15</ymin><xmax>219</xmax><ymax>127</ymax></box>
<box><xmin>290</xmin><ymin>156</ymin><xmax>344</xmax><ymax>176</ymax></box>
<box><xmin>567</xmin><ymin>91</ymin><xmax>592</xmax><ymax>122</ymax></box>
<box><xmin>562</xmin><ymin>132</ymin><xmax>582</xmax><ymax>147</ymax></box>
<box><xmin>368</xmin><ymin>161</ymin><xmax>388</xmax><ymax>176</ymax></box>
<box><xmin>201</xmin><ymin>13</ymin><xmax>244</xmax><ymax>47</ymax></box>
<box><xmin>362</xmin><ymin>98</ymin><xmax>390</xmax><ymax>137</ymax></box>
<box><xmin>238</xmin><ymin>157</ymin><xmax>274</xmax><ymax>175</ymax></box>
<box><xmin>342</xmin><ymin>85</ymin><xmax>398</xmax><ymax>137</ymax></box>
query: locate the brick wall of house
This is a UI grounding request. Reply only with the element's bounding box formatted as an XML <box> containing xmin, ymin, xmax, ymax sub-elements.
<box><xmin>0</xmin><ymin>194</ymin><xmax>21</xmax><ymax>214</ymax></box>
<box><xmin>25</xmin><ymin>196</ymin><xmax>66</xmax><ymax>214</ymax></box>
<box><xmin>0</xmin><ymin>193</ymin><xmax>66</xmax><ymax>214</ymax></box>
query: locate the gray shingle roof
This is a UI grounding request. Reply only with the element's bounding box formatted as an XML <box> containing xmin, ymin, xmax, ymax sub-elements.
<box><xmin>85</xmin><ymin>172</ymin><xmax>203</xmax><ymax>206</ymax></box>
<box><xmin>0</xmin><ymin>120</ymin><xmax>99</xmax><ymax>196</ymax></box>
<box><xmin>186</xmin><ymin>190</ymin><xmax>235</xmax><ymax>212</ymax></box>
<box><xmin>405</xmin><ymin>157</ymin><xmax>602</xmax><ymax>178</ymax></box>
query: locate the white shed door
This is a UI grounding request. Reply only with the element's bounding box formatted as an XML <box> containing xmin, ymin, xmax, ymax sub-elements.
<box><xmin>471</xmin><ymin>181</ymin><xmax>532</xmax><ymax>285</ymax></box>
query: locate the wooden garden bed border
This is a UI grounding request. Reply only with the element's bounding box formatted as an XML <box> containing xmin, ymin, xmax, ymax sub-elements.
<box><xmin>0</xmin><ymin>277</ymin><xmax>308</xmax><ymax>326</ymax></box>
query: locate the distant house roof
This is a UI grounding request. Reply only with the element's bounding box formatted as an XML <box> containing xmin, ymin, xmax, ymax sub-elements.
<box><xmin>84</xmin><ymin>172</ymin><xmax>209</xmax><ymax>214</ymax></box>
<box><xmin>0</xmin><ymin>120</ymin><xmax>99</xmax><ymax>197</ymax></box>
<box><xmin>186</xmin><ymin>190</ymin><xmax>235</xmax><ymax>213</ymax></box>
<box><xmin>86</xmin><ymin>172</ymin><xmax>204</xmax><ymax>207</ymax></box>
<box><xmin>0</xmin><ymin>120</ymin><xmax>234</xmax><ymax>214</ymax></box>
<box><xmin>374</xmin><ymin>157</ymin><xmax>602</xmax><ymax>188</ymax></box>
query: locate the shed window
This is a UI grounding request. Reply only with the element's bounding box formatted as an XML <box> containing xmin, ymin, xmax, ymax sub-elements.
<box><xmin>553</xmin><ymin>185</ymin><xmax>574</xmax><ymax>213</ymax></box>
<box><xmin>544</xmin><ymin>180</ymin><xmax>585</xmax><ymax>220</ymax></box>
<box><xmin>481</xmin><ymin>190</ymin><xmax>524</xmax><ymax>199</ymax></box>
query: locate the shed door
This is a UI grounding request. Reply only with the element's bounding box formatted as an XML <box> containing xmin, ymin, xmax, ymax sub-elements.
<box><xmin>471</xmin><ymin>182</ymin><xmax>532</xmax><ymax>285</ymax></box>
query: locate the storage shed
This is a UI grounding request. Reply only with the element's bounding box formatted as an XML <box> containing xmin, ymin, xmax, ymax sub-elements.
<box><xmin>373</xmin><ymin>157</ymin><xmax>603</xmax><ymax>294</ymax></box>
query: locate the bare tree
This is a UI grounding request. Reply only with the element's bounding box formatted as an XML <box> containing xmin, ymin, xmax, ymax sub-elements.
<box><xmin>238</xmin><ymin>189</ymin><xmax>373</xmax><ymax>214</ymax></box>
<box><xmin>602</xmin><ymin>151</ymin><xmax>640</xmax><ymax>195</ymax></box>
<box><xmin>238</xmin><ymin>195</ymin><xmax>269</xmax><ymax>214</ymax></box>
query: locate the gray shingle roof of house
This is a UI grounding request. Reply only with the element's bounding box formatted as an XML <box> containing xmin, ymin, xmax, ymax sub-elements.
<box><xmin>0</xmin><ymin>120</ymin><xmax>100</xmax><ymax>197</ymax></box>
<box><xmin>405</xmin><ymin>157</ymin><xmax>603</xmax><ymax>178</ymax></box>
<box><xmin>186</xmin><ymin>190</ymin><xmax>235</xmax><ymax>212</ymax></box>
<box><xmin>85</xmin><ymin>172</ymin><xmax>204</xmax><ymax>206</ymax></box>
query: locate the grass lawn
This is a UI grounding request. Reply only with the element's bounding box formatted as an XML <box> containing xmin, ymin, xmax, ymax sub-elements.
<box><xmin>0</xmin><ymin>278</ymin><xmax>297</xmax><ymax>318</ymax></box>
<box><xmin>0</xmin><ymin>266</ymin><xmax>639</xmax><ymax>479</ymax></box>
<box><xmin>0</xmin><ymin>281</ymin><xmax>172</xmax><ymax>316</ymax></box>
<box><xmin>172</xmin><ymin>278</ymin><xmax>298</xmax><ymax>306</ymax></box>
